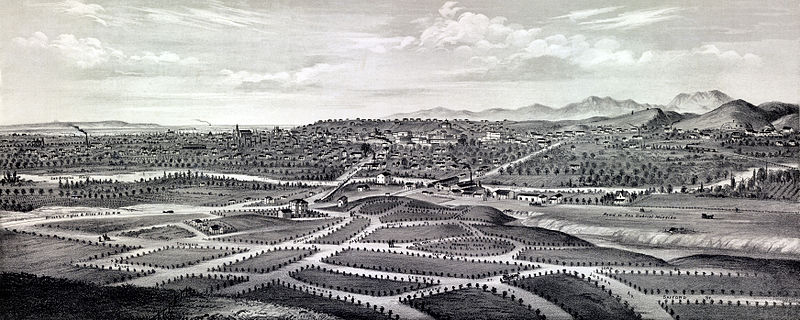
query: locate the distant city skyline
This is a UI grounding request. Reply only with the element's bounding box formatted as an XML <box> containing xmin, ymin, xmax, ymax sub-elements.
<box><xmin>2</xmin><ymin>0</ymin><xmax>798</xmax><ymax>125</ymax></box>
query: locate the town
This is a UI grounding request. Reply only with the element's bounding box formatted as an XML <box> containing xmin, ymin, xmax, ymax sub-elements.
<box><xmin>2</xmin><ymin>107</ymin><xmax>799</xmax><ymax>320</ymax></box>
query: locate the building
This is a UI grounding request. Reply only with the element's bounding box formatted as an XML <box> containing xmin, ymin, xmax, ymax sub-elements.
<box><xmin>288</xmin><ymin>199</ymin><xmax>308</xmax><ymax>214</ymax></box>
<box><xmin>337</xmin><ymin>196</ymin><xmax>348</xmax><ymax>207</ymax></box>
<box><xmin>377</xmin><ymin>171</ymin><xmax>392</xmax><ymax>184</ymax></box>
<box><xmin>516</xmin><ymin>193</ymin><xmax>540</xmax><ymax>202</ymax></box>
<box><xmin>264</xmin><ymin>196</ymin><xmax>275</xmax><ymax>204</ymax></box>
<box><xmin>403</xmin><ymin>182</ymin><xmax>416</xmax><ymax>190</ymax></box>
<box><xmin>278</xmin><ymin>208</ymin><xmax>293</xmax><ymax>218</ymax></box>
<box><xmin>356</xmin><ymin>184</ymin><xmax>371</xmax><ymax>192</ymax></box>
<box><xmin>494</xmin><ymin>189</ymin><xmax>514</xmax><ymax>200</ymax></box>
<box><xmin>548</xmin><ymin>193</ymin><xmax>563</xmax><ymax>204</ymax></box>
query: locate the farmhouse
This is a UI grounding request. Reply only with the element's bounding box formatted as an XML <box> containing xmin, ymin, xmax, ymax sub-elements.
<box><xmin>377</xmin><ymin>171</ymin><xmax>393</xmax><ymax>184</ymax></box>
<box><xmin>337</xmin><ymin>196</ymin><xmax>348</xmax><ymax>207</ymax></box>
<box><xmin>356</xmin><ymin>184</ymin><xmax>371</xmax><ymax>192</ymax></box>
<box><xmin>288</xmin><ymin>199</ymin><xmax>308</xmax><ymax>214</ymax></box>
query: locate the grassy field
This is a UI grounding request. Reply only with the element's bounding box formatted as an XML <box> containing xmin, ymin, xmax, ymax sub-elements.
<box><xmin>361</xmin><ymin>223</ymin><xmax>472</xmax><ymax>243</ymax></box>
<box><xmin>0</xmin><ymin>229</ymin><xmax>137</xmax><ymax>284</ymax></box>
<box><xmin>191</xmin><ymin>214</ymin><xmax>301</xmax><ymax>234</ymax></box>
<box><xmin>323</xmin><ymin>248</ymin><xmax>530</xmax><ymax>278</ymax></box>
<box><xmin>458</xmin><ymin>206</ymin><xmax>516</xmax><ymax>224</ymax></box>
<box><xmin>291</xmin><ymin>266</ymin><xmax>433</xmax><ymax>296</ymax></box>
<box><xmin>38</xmin><ymin>213</ymin><xmax>206</xmax><ymax>234</ymax></box>
<box><xmin>310</xmin><ymin>217</ymin><xmax>371</xmax><ymax>244</ymax></box>
<box><xmin>159</xmin><ymin>274</ymin><xmax>247</xmax><ymax>293</ymax></box>
<box><xmin>408</xmin><ymin>288</ymin><xmax>544</xmax><ymax>320</ymax></box>
<box><xmin>476</xmin><ymin>224</ymin><xmax>592</xmax><ymax>247</ymax></box>
<box><xmin>516</xmin><ymin>247</ymin><xmax>667</xmax><ymax>267</ymax></box>
<box><xmin>119</xmin><ymin>224</ymin><xmax>195</xmax><ymax>240</ymax></box>
<box><xmin>667</xmin><ymin>304</ymin><xmax>800</xmax><ymax>320</ymax></box>
<box><xmin>409</xmin><ymin>236</ymin><xmax>515</xmax><ymax>256</ymax></box>
<box><xmin>614</xmin><ymin>272</ymin><xmax>797</xmax><ymax>296</ymax></box>
<box><xmin>378</xmin><ymin>207</ymin><xmax>460</xmax><ymax>223</ymax></box>
<box><xmin>512</xmin><ymin>274</ymin><xmax>639</xmax><ymax>320</ymax></box>
<box><xmin>242</xmin><ymin>284</ymin><xmax>395</xmax><ymax>320</ymax></box>
<box><xmin>217</xmin><ymin>248</ymin><xmax>317</xmax><ymax>273</ymax></box>
<box><xmin>123</xmin><ymin>246</ymin><xmax>241</xmax><ymax>269</ymax></box>
<box><xmin>220</xmin><ymin>218</ymin><xmax>341</xmax><ymax>245</ymax></box>
<box><xmin>633</xmin><ymin>193</ymin><xmax>800</xmax><ymax>213</ymax></box>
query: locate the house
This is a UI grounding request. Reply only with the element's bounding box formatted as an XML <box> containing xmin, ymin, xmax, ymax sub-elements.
<box><xmin>516</xmin><ymin>193</ymin><xmax>540</xmax><ymax>202</ymax></box>
<box><xmin>278</xmin><ymin>208</ymin><xmax>293</xmax><ymax>218</ymax></box>
<box><xmin>494</xmin><ymin>189</ymin><xmax>514</xmax><ymax>200</ymax></box>
<box><xmin>613</xmin><ymin>194</ymin><xmax>629</xmax><ymax>204</ymax></box>
<box><xmin>288</xmin><ymin>199</ymin><xmax>308</xmax><ymax>214</ymax></box>
<box><xmin>782</xmin><ymin>126</ymin><xmax>795</xmax><ymax>135</ymax></box>
<box><xmin>403</xmin><ymin>182</ymin><xmax>415</xmax><ymax>190</ymax></box>
<box><xmin>377</xmin><ymin>171</ymin><xmax>392</xmax><ymax>184</ymax></box>
<box><xmin>264</xmin><ymin>196</ymin><xmax>275</xmax><ymax>204</ymax></box>
<box><xmin>356</xmin><ymin>184</ymin><xmax>371</xmax><ymax>192</ymax></box>
<box><xmin>548</xmin><ymin>193</ymin><xmax>563</xmax><ymax>204</ymax></box>
<box><xmin>337</xmin><ymin>196</ymin><xmax>348</xmax><ymax>207</ymax></box>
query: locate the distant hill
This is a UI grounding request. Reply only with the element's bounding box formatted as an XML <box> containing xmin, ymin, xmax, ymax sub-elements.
<box><xmin>384</xmin><ymin>104</ymin><xmax>557</xmax><ymax>122</ymax></box>
<box><xmin>758</xmin><ymin>101</ymin><xmax>799</xmax><ymax>122</ymax></box>
<box><xmin>666</xmin><ymin>90</ymin><xmax>733</xmax><ymax>114</ymax></box>
<box><xmin>673</xmin><ymin>99</ymin><xmax>774</xmax><ymax>130</ymax></box>
<box><xmin>385</xmin><ymin>96</ymin><xmax>659</xmax><ymax>121</ymax></box>
<box><xmin>580</xmin><ymin>108</ymin><xmax>687</xmax><ymax>128</ymax></box>
<box><xmin>0</xmin><ymin>121</ymin><xmax>163</xmax><ymax>130</ymax></box>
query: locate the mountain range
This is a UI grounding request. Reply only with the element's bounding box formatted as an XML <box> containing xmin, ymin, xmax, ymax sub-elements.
<box><xmin>386</xmin><ymin>90</ymin><xmax>798</xmax><ymax>130</ymax></box>
<box><xmin>386</xmin><ymin>90</ymin><xmax>740</xmax><ymax>121</ymax></box>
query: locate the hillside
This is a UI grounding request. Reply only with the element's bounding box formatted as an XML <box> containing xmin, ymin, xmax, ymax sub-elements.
<box><xmin>673</xmin><ymin>99</ymin><xmax>773</xmax><ymax>130</ymax></box>
<box><xmin>666</xmin><ymin>90</ymin><xmax>733</xmax><ymax>114</ymax></box>
<box><xmin>758</xmin><ymin>102</ymin><xmax>799</xmax><ymax>122</ymax></box>
<box><xmin>581</xmin><ymin>108</ymin><xmax>685</xmax><ymax>128</ymax></box>
<box><xmin>773</xmin><ymin>113</ymin><xmax>799</xmax><ymax>130</ymax></box>
<box><xmin>555</xmin><ymin>96</ymin><xmax>662</xmax><ymax>120</ymax></box>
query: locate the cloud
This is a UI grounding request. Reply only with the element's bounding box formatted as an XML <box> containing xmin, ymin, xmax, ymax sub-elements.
<box><xmin>551</xmin><ymin>6</ymin><xmax>623</xmax><ymax>21</ymax></box>
<box><xmin>580</xmin><ymin>7</ymin><xmax>683</xmax><ymax>30</ymax></box>
<box><xmin>135</xmin><ymin>3</ymin><xmax>273</xmax><ymax>33</ymax></box>
<box><xmin>60</xmin><ymin>0</ymin><xmax>108</xmax><ymax>26</ymax></box>
<box><xmin>221</xmin><ymin>63</ymin><xmax>346</xmax><ymax>91</ymax></box>
<box><xmin>11</xmin><ymin>32</ymin><xmax>199</xmax><ymax>71</ymax></box>
<box><xmin>438</xmin><ymin>1</ymin><xmax>463</xmax><ymax>19</ymax></box>
<box><xmin>130</xmin><ymin>51</ymin><xmax>200</xmax><ymax>65</ymax></box>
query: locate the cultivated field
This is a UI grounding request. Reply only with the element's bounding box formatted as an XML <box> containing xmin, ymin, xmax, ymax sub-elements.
<box><xmin>516</xmin><ymin>246</ymin><xmax>668</xmax><ymax>267</ymax></box>
<box><xmin>360</xmin><ymin>223</ymin><xmax>471</xmax><ymax>243</ymax></box>
<box><xmin>291</xmin><ymin>265</ymin><xmax>433</xmax><ymax>296</ymax></box>
<box><xmin>38</xmin><ymin>213</ymin><xmax>207</xmax><ymax>234</ymax></box>
<box><xmin>323</xmin><ymin>248</ymin><xmax>530</xmax><ymax>278</ymax></box>
<box><xmin>119</xmin><ymin>224</ymin><xmax>195</xmax><ymax>240</ymax></box>
<box><xmin>666</xmin><ymin>304</ymin><xmax>800</xmax><ymax>320</ymax></box>
<box><xmin>511</xmin><ymin>273</ymin><xmax>639</xmax><ymax>320</ymax></box>
<box><xmin>215</xmin><ymin>247</ymin><xmax>317</xmax><ymax>273</ymax></box>
<box><xmin>407</xmin><ymin>288</ymin><xmax>544</xmax><ymax>320</ymax></box>
<box><xmin>0</xmin><ymin>229</ymin><xmax>138</xmax><ymax>284</ymax></box>
<box><xmin>242</xmin><ymin>284</ymin><xmax>395</xmax><ymax>320</ymax></box>
<box><xmin>310</xmin><ymin>217</ymin><xmax>371</xmax><ymax>244</ymax></box>
<box><xmin>409</xmin><ymin>236</ymin><xmax>516</xmax><ymax>256</ymax></box>
<box><xmin>123</xmin><ymin>246</ymin><xmax>244</xmax><ymax>269</ymax></box>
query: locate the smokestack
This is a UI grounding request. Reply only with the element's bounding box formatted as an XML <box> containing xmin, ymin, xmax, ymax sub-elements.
<box><xmin>71</xmin><ymin>125</ymin><xmax>89</xmax><ymax>147</ymax></box>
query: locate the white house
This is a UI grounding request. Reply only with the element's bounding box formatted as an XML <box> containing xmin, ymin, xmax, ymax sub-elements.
<box><xmin>377</xmin><ymin>171</ymin><xmax>392</xmax><ymax>184</ymax></box>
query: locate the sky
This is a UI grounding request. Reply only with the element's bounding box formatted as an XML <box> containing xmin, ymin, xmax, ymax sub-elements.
<box><xmin>1</xmin><ymin>0</ymin><xmax>798</xmax><ymax>125</ymax></box>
